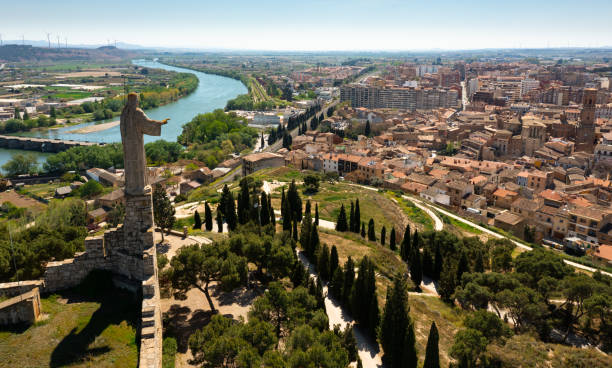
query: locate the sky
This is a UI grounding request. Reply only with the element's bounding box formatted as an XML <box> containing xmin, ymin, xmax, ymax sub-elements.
<box><xmin>2</xmin><ymin>0</ymin><xmax>612</xmax><ymax>51</ymax></box>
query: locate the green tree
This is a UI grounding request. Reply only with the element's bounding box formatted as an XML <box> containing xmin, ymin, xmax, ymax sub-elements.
<box><xmin>379</xmin><ymin>276</ymin><xmax>417</xmax><ymax>368</ymax></box>
<box><xmin>314</xmin><ymin>203</ymin><xmax>319</xmax><ymax>226</ymax></box>
<box><xmin>78</xmin><ymin>180</ymin><xmax>103</xmax><ymax>198</ymax></box>
<box><xmin>367</xmin><ymin>218</ymin><xmax>376</xmax><ymax>241</ymax></box>
<box><xmin>220</xmin><ymin>184</ymin><xmax>237</xmax><ymax>230</ymax></box>
<box><xmin>349</xmin><ymin>201</ymin><xmax>355</xmax><ymax>233</ymax></box>
<box><xmin>423</xmin><ymin>322</ymin><xmax>440</xmax><ymax>368</ymax></box>
<box><xmin>450</xmin><ymin>329</ymin><xmax>487</xmax><ymax>368</ymax></box>
<box><xmin>107</xmin><ymin>203</ymin><xmax>125</xmax><ymax>227</ymax></box>
<box><xmin>153</xmin><ymin>184</ymin><xmax>176</xmax><ymax>241</ymax></box>
<box><xmin>238</xmin><ymin>177</ymin><xmax>251</xmax><ymax>225</ymax></box>
<box><xmin>317</xmin><ymin>243</ymin><xmax>330</xmax><ymax>281</ymax></box>
<box><xmin>365</xmin><ymin>120</ymin><xmax>371</xmax><ymax>137</ymax></box>
<box><xmin>1</xmin><ymin>153</ymin><xmax>38</xmax><ymax>176</ymax></box>
<box><xmin>389</xmin><ymin>227</ymin><xmax>396</xmax><ymax>251</ymax></box>
<box><xmin>400</xmin><ymin>224</ymin><xmax>411</xmax><ymax>262</ymax></box>
<box><xmin>464</xmin><ymin>310</ymin><xmax>512</xmax><ymax>342</ymax></box>
<box><xmin>360</xmin><ymin>222</ymin><xmax>365</xmax><ymax>238</ymax></box>
<box><xmin>260</xmin><ymin>192</ymin><xmax>270</xmax><ymax>227</ymax></box>
<box><xmin>193</xmin><ymin>210</ymin><xmax>202</xmax><ymax>230</ymax></box>
<box><xmin>410</xmin><ymin>247</ymin><xmax>423</xmax><ymax>292</ymax></box>
<box><xmin>380</xmin><ymin>226</ymin><xmax>386</xmax><ymax>246</ymax></box>
<box><xmin>204</xmin><ymin>202</ymin><xmax>213</xmax><ymax>231</ymax></box>
<box><xmin>342</xmin><ymin>257</ymin><xmax>355</xmax><ymax>305</ymax></box>
<box><xmin>336</xmin><ymin>204</ymin><xmax>348</xmax><ymax>232</ymax></box>
<box><xmin>330</xmin><ymin>245</ymin><xmax>339</xmax><ymax>278</ymax></box>
<box><xmin>216</xmin><ymin>208</ymin><xmax>223</xmax><ymax>233</ymax></box>
<box><xmin>169</xmin><ymin>243</ymin><xmax>247</xmax><ymax>312</ymax></box>
<box><xmin>354</xmin><ymin>199</ymin><xmax>361</xmax><ymax>233</ymax></box>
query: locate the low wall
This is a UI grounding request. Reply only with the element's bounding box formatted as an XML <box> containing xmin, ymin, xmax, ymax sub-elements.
<box><xmin>0</xmin><ymin>282</ymin><xmax>43</xmax><ymax>325</ymax></box>
<box><xmin>0</xmin><ymin>134</ymin><xmax>101</xmax><ymax>153</ymax></box>
<box><xmin>138</xmin><ymin>246</ymin><xmax>163</xmax><ymax>368</ymax></box>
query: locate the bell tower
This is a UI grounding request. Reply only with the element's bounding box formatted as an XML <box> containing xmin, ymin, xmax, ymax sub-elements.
<box><xmin>575</xmin><ymin>88</ymin><xmax>596</xmax><ymax>152</ymax></box>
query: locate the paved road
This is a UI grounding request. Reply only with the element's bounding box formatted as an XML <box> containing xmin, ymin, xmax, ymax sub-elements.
<box><xmin>424</xmin><ymin>201</ymin><xmax>612</xmax><ymax>277</ymax></box>
<box><xmin>265</xmin><ymin>100</ymin><xmax>338</xmax><ymax>152</ymax></box>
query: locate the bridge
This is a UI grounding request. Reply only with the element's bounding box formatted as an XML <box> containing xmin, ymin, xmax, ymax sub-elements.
<box><xmin>0</xmin><ymin>135</ymin><xmax>103</xmax><ymax>153</ymax></box>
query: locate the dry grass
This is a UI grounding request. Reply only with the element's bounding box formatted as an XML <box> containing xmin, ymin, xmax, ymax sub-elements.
<box><xmin>0</xmin><ymin>190</ymin><xmax>46</xmax><ymax>213</ymax></box>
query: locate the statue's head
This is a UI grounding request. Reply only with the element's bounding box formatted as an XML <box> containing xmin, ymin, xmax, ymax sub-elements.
<box><xmin>127</xmin><ymin>92</ymin><xmax>139</xmax><ymax>107</ymax></box>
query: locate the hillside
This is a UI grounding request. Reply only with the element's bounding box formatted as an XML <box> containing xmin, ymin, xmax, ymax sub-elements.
<box><xmin>0</xmin><ymin>44</ymin><xmax>142</xmax><ymax>63</ymax></box>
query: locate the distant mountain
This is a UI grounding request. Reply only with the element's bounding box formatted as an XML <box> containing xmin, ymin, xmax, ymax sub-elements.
<box><xmin>0</xmin><ymin>44</ymin><xmax>143</xmax><ymax>63</ymax></box>
<box><xmin>1</xmin><ymin>39</ymin><xmax>147</xmax><ymax>50</ymax></box>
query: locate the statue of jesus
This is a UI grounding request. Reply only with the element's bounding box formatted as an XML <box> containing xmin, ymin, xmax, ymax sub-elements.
<box><xmin>120</xmin><ymin>93</ymin><xmax>168</xmax><ymax>196</ymax></box>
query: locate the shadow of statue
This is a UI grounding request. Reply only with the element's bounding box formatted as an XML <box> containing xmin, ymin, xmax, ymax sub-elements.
<box><xmin>49</xmin><ymin>271</ymin><xmax>139</xmax><ymax>367</ymax></box>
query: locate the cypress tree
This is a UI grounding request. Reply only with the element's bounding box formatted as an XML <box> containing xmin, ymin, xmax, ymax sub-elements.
<box><xmin>300</xmin><ymin>213</ymin><xmax>312</xmax><ymax>256</ymax></box>
<box><xmin>309</xmin><ymin>224</ymin><xmax>320</xmax><ymax>260</ymax></box>
<box><xmin>368</xmin><ymin>290</ymin><xmax>380</xmax><ymax>337</ymax></box>
<box><xmin>216</xmin><ymin>209</ymin><xmax>223</xmax><ymax>233</ymax></box>
<box><xmin>456</xmin><ymin>251</ymin><xmax>470</xmax><ymax>284</ymax></box>
<box><xmin>342</xmin><ymin>257</ymin><xmax>355</xmax><ymax>305</ymax></box>
<box><xmin>439</xmin><ymin>259</ymin><xmax>456</xmax><ymax>302</ymax></box>
<box><xmin>280</xmin><ymin>188</ymin><xmax>287</xmax><ymax>222</ymax></box>
<box><xmin>404</xmin><ymin>321</ymin><xmax>418</xmax><ymax>368</ymax></box>
<box><xmin>381</xmin><ymin>226</ymin><xmax>386</xmax><ymax>246</ymax></box>
<box><xmin>434</xmin><ymin>242</ymin><xmax>443</xmax><ymax>281</ymax></box>
<box><xmin>287</xmin><ymin>180</ymin><xmax>302</xmax><ymax>222</ymax></box>
<box><xmin>390</xmin><ymin>227</ymin><xmax>396</xmax><ymax>251</ymax></box>
<box><xmin>204</xmin><ymin>202</ymin><xmax>213</xmax><ymax>231</ymax></box>
<box><xmin>410</xmin><ymin>247</ymin><xmax>423</xmax><ymax>292</ymax></box>
<box><xmin>317</xmin><ymin>243</ymin><xmax>330</xmax><ymax>281</ymax></box>
<box><xmin>400</xmin><ymin>224</ymin><xmax>411</xmax><ymax>262</ymax></box>
<box><xmin>305</xmin><ymin>200</ymin><xmax>311</xmax><ymax>217</ymax></box>
<box><xmin>193</xmin><ymin>210</ymin><xmax>202</xmax><ymax>230</ymax></box>
<box><xmin>315</xmin><ymin>203</ymin><xmax>319</xmax><ymax>226</ymax></box>
<box><xmin>282</xmin><ymin>191</ymin><xmax>292</xmax><ymax>231</ymax></box>
<box><xmin>330</xmin><ymin>245</ymin><xmax>339</xmax><ymax>277</ymax></box>
<box><xmin>367</xmin><ymin>218</ymin><xmax>376</xmax><ymax>241</ymax></box>
<box><xmin>423</xmin><ymin>322</ymin><xmax>440</xmax><ymax>368</ymax></box>
<box><xmin>422</xmin><ymin>247</ymin><xmax>434</xmax><ymax>278</ymax></box>
<box><xmin>336</xmin><ymin>204</ymin><xmax>348</xmax><ymax>232</ymax></box>
<box><xmin>474</xmin><ymin>251</ymin><xmax>485</xmax><ymax>273</ymax></box>
<box><xmin>354</xmin><ymin>199</ymin><xmax>361</xmax><ymax>233</ymax></box>
<box><xmin>269</xmin><ymin>198</ymin><xmax>275</xmax><ymax>226</ymax></box>
<box><xmin>379</xmin><ymin>276</ymin><xmax>416</xmax><ymax>368</ymax></box>
<box><xmin>221</xmin><ymin>185</ymin><xmax>237</xmax><ymax>230</ymax></box>
<box><xmin>349</xmin><ymin>201</ymin><xmax>355</xmax><ymax>232</ymax></box>
<box><xmin>330</xmin><ymin>266</ymin><xmax>344</xmax><ymax>299</ymax></box>
<box><xmin>292</xmin><ymin>220</ymin><xmax>298</xmax><ymax>241</ymax></box>
<box><xmin>260</xmin><ymin>192</ymin><xmax>270</xmax><ymax>226</ymax></box>
<box><xmin>360</xmin><ymin>222</ymin><xmax>366</xmax><ymax>238</ymax></box>
<box><xmin>365</xmin><ymin>120</ymin><xmax>371</xmax><ymax>137</ymax></box>
<box><xmin>238</xmin><ymin>178</ymin><xmax>250</xmax><ymax>224</ymax></box>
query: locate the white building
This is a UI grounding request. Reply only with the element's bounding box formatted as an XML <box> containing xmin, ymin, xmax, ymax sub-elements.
<box><xmin>520</xmin><ymin>78</ymin><xmax>540</xmax><ymax>98</ymax></box>
<box><xmin>322</xmin><ymin>154</ymin><xmax>338</xmax><ymax>173</ymax></box>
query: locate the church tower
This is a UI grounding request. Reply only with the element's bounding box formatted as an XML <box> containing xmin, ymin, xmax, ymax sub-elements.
<box><xmin>575</xmin><ymin>88</ymin><xmax>597</xmax><ymax>152</ymax></box>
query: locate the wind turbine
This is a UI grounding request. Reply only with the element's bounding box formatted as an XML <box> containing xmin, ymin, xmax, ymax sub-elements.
<box><xmin>114</xmin><ymin>39</ymin><xmax>118</xmax><ymax>48</ymax></box>
<box><xmin>46</xmin><ymin>32</ymin><xmax>51</xmax><ymax>48</ymax></box>
<box><xmin>65</xmin><ymin>37</ymin><xmax>68</xmax><ymax>48</ymax></box>
<box><xmin>57</xmin><ymin>35</ymin><xmax>60</xmax><ymax>48</ymax></box>
<box><xmin>0</xmin><ymin>34</ymin><xmax>3</xmax><ymax>46</ymax></box>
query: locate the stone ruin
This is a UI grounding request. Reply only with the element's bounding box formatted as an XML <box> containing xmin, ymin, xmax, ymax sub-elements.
<box><xmin>0</xmin><ymin>93</ymin><xmax>167</xmax><ymax>368</ymax></box>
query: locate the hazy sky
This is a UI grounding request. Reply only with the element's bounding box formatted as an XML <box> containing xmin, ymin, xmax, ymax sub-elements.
<box><xmin>3</xmin><ymin>0</ymin><xmax>612</xmax><ymax>51</ymax></box>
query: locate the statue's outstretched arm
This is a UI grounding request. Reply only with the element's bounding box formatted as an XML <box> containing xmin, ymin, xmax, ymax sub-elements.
<box><xmin>136</xmin><ymin>108</ymin><xmax>169</xmax><ymax>136</ymax></box>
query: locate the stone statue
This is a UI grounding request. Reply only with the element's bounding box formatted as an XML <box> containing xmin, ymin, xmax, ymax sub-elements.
<box><xmin>120</xmin><ymin>93</ymin><xmax>168</xmax><ymax>196</ymax></box>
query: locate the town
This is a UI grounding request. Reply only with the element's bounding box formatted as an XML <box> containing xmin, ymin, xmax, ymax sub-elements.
<box><xmin>1</xmin><ymin>2</ymin><xmax>612</xmax><ymax>368</ymax></box>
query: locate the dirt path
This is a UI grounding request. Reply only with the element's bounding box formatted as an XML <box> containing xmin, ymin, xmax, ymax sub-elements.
<box><xmin>297</xmin><ymin>251</ymin><xmax>384</xmax><ymax>368</ymax></box>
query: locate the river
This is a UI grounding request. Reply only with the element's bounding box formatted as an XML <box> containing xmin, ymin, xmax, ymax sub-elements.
<box><xmin>0</xmin><ymin>60</ymin><xmax>247</xmax><ymax>171</ymax></box>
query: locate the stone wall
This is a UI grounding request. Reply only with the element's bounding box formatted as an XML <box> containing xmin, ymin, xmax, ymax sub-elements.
<box><xmin>40</xmin><ymin>189</ymin><xmax>163</xmax><ymax>368</ymax></box>
<box><xmin>0</xmin><ymin>282</ymin><xmax>43</xmax><ymax>325</ymax></box>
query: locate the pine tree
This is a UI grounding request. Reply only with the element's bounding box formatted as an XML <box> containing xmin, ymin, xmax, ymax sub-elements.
<box><xmin>400</xmin><ymin>224</ymin><xmax>411</xmax><ymax>262</ymax></box>
<box><xmin>193</xmin><ymin>210</ymin><xmax>202</xmax><ymax>230</ymax></box>
<box><xmin>330</xmin><ymin>267</ymin><xmax>344</xmax><ymax>299</ymax></box>
<box><xmin>336</xmin><ymin>204</ymin><xmax>348</xmax><ymax>231</ymax></box>
<box><xmin>390</xmin><ymin>227</ymin><xmax>397</xmax><ymax>251</ymax></box>
<box><xmin>410</xmin><ymin>247</ymin><xmax>423</xmax><ymax>292</ymax></box>
<box><xmin>152</xmin><ymin>184</ymin><xmax>175</xmax><ymax>241</ymax></box>
<box><xmin>342</xmin><ymin>256</ymin><xmax>355</xmax><ymax>305</ymax></box>
<box><xmin>439</xmin><ymin>259</ymin><xmax>456</xmax><ymax>303</ymax></box>
<box><xmin>330</xmin><ymin>245</ymin><xmax>339</xmax><ymax>277</ymax></box>
<box><xmin>423</xmin><ymin>322</ymin><xmax>440</xmax><ymax>368</ymax></box>
<box><xmin>216</xmin><ymin>209</ymin><xmax>223</xmax><ymax>233</ymax></box>
<box><xmin>317</xmin><ymin>243</ymin><xmax>330</xmax><ymax>281</ymax></box>
<box><xmin>260</xmin><ymin>192</ymin><xmax>270</xmax><ymax>226</ymax></box>
<box><xmin>365</xmin><ymin>120</ymin><xmax>371</xmax><ymax>137</ymax></box>
<box><xmin>360</xmin><ymin>222</ymin><xmax>366</xmax><ymax>238</ymax></box>
<box><xmin>315</xmin><ymin>203</ymin><xmax>319</xmax><ymax>226</ymax></box>
<box><xmin>287</xmin><ymin>180</ymin><xmax>302</xmax><ymax>222</ymax></box>
<box><xmin>354</xmin><ymin>199</ymin><xmax>361</xmax><ymax>233</ymax></box>
<box><xmin>305</xmin><ymin>200</ymin><xmax>311</xmax><ymax>216</ymax></box>
<box><xmin>381</xmin><ymin>226</ymin><xmax>386</xmax><ymax>246</ymax></box>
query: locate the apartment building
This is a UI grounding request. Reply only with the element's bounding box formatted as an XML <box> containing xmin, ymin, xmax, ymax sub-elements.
<box><xmin>340</xmin><ymin>85</ymin><xmax>458</xmax><ymax>111</ymax></box>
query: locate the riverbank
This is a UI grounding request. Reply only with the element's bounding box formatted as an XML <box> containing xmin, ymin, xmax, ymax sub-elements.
<box><xmin>65</xmin><ymin>120</ymin><xmax>119</xmax><ymax>134</ymax></box>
